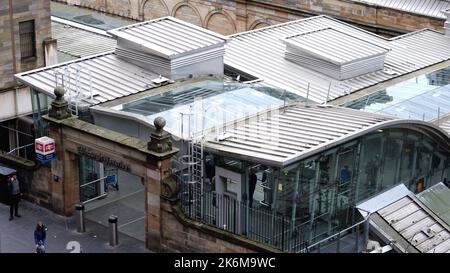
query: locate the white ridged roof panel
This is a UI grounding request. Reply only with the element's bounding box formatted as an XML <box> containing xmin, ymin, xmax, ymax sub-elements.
<box><xmin>14</xmin><ymin>53</ymin><xmax>161</xmax><ymax>105</ymax></box>
<box><xmin>51</xmin><ymin>19</ymin><xmax>117</xmax><ymax>58</ymax></box>
<box><xmin>284</xmin><ymin>28</ymin><xmax>389</xmax><ymax>65</ymax></box>
<box><xmin>355</xmin><ymin>0</ymin><xmax>450</xmax><ymax>19</ymax></box>
<box><xmin>205</xmin><ymin>103</ymin><xmax>450</xmax><ymax>166</ymax></box>
<box><xmin>108</xmin><ymin>16</ymin><xmax>228</xmax><ymax>59</ymax></box>
<box><xmin>225</xmin><ymin>15</ymin><xmax>450</xmax><ymax>103</ymax></box>
<box><xmin>205</xmin><ymin>104</ymin><xmax>397</xmax><ymax>166</ymax></box>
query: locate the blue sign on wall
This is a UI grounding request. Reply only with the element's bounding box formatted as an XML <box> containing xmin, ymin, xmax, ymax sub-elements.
<box><xmin>36</xmin><ymin>153</ymin><xmax>55</xmax><ymax>163</ymax></box>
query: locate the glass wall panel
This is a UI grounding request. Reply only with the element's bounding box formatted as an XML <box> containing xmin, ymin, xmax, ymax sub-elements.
<box><xmin>334</xmin><ymin>144</ymin><xmax>357</xmax><ymax>229</ymax></box>
<box><xmin>357</xmin><ymin>132</ymin><xmax>383</xmax><ymax>202</ymax></box>
<box><xmin>379</xmin><ymin>132</ymin><xmax>403</xmax><ymax>196</ymax></box>
<box><xmin>399</xmin><ymin>132</ymin><xmax>417</xmax><ymax>185</ymax></box>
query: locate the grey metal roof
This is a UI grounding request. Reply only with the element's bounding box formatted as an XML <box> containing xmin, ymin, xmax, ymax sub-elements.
<box><xmin>375</xmin><ymin>195</ymin><xmax>450</xmax><ymax>253</ymax></box>
<box><xmin>14</xmin><ymin>52</ymin><xmax>162</xmax><ymax>105</ymax></box>
<box><xmin>205</xmin><ymin>103</ymin><xmax>450</xmax><ymax>166</ymax></box>
<box><xmin>226</xmin><ymin>15</ymin><xmax>450</xmax><ymax>103</ymax></box>
<box><xmin>417</xmin><ymin>182</ymin><xmax>450</xmax><ymax>227</ymax></box>
<box><xmin>205</xmin><ymin>104</ymin><xmax>392</xmax><ymax>166</ymax></box>
<box><xmin>283</xmin><ymin>28</ymin><xmax>389</xmax><ymax>65</ymax></box>
<box><xmin>107</xmin><ymin>17</ymin><xmax>228</xmax><ymax>59</ymax></box>
<box><xmin>51</xmin><ymin>17</ymin><xmax>117</xmax><ymax>59</ymax></box>
<box><xmin>355</xmin><ymin>0</ymin><xmax>450</xmax><ymax>19</ymax></box>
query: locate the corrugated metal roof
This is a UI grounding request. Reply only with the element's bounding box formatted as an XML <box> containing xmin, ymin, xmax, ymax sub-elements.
<box><xmin>51</xmin><ymin>18</ymin><xmax>117</xmax><ymax>59</ymax></box>
<box><xmin>14</xmin><ymin>52</ymin><xmax>162</xmax><ymax>105</ymax></box>
<box><xmin>417</xmin><ymin>182</ymin><xmax>450</xmax><ymax>227</ymax></box>
<box><xmin>376</xmin><ymin>195</ymin><xmax>450</xmax><ymax>253</ymax></box>
<box><xmin>108</xmin><ymin>17</ymin><xmax>228</xmax><ymax>59</ymax></box>
<box><xmin>205</xmin><ymin>104</ymin><xmax>398</xmax><ymax>166</ymax></box>
<box><xmin>283</xmin><ymin>28</ymin><xmax>389</xmax><ymax>65</ymax></box>
<box><xmin>355</xmin><ymin>0</ymin><xmax>450</xmax><ymax>19</ymax></box>
<box><xmin>225</xmin><ymin>15</ymin><xmax>450</xmax><ymax>103</ymax></box>
<box><xmin>205</xmin><ymin>103</ymin><xmax>450</xmax><ymax>166</ymax></box>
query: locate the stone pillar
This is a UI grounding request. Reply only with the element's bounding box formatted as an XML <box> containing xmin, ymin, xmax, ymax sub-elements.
<box><xmin>46</xmin><ymin>86</ymin><xmax>78</xmax><ymax>215</ymax></box>
<box><xmin>145</xmin><ymin>117</ymin><xmax>178</xmax><ymax>251</ymax></box>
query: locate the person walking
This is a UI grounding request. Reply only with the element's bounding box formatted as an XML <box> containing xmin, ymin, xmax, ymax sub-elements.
<box><xmin>34</xmin><ymin>221</ymin><xmax>48</xmax><ymax>253</ymax></box>
<box><xmin>7</xmin><ymin>174</ymin><xmax>22</xmax><ymax>221</ymax></box>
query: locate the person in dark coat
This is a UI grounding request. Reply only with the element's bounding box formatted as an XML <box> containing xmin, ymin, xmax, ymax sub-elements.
<box><xmin>7</xmin><ymin>174</ymin><xmax>21</xmax><ymax>221</ymax></box>
<box><xmin>34</xmin><ymin>221</ymin><xmax>48</xmax><ymax>251</ymax></box>
<box><xmin>248</xmin><ymin>169</ymin><xmax>258</xmax><ymax>208</ymax></box>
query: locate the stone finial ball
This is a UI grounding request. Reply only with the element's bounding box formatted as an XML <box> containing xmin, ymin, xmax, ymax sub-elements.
<box><xmin>154</xmin><ymin>117</ymin><xmax>166</xmax><ymax>130</ymax></box>
<box><xmin>54</xmin><ymin>86</ymin><xmax>65</xmax><ymax>97</ymax></box>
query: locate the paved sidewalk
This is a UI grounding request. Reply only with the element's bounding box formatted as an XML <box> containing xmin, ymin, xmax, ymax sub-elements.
<box><xmin>0</xmin><ymin>200</ymin><xmax>150</xmax><ymax>253</ymax></box>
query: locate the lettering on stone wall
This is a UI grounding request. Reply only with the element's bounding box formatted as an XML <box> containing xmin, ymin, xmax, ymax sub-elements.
<box><xmin>77</xmin><ymin>146</ymin><xmax>131</xmax><ymax>172</ymax></box>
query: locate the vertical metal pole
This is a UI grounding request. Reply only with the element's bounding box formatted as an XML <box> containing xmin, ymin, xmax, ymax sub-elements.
<box><xmin>363</xmin><ymin>217</ymin><xmax>370</xmax><ymax>251</ymax></box>
<box><xmin>75</xmin><ymin>203</ymin><xmax>85</xmax><ymax>233</ymax></box>
<box><xmin>438</xmin><ymin>107</ymin><xmax>441</xmax><ymax>126</ymax></box>
<box><xmin>189</xmin><ymin>183</ymin><xmax>192</xmax><ymax>218</ymax></box>
<box><xmin>355</xmin><ymin>223</ymin><xmax>360</xmax><ymax>253</ymax></box>
<box><xmin>326</xmin><ymin>82</ymin><xmax>331</xmax><ymax>104</ymax></box>
<box><xmin>109</xmin><ymin>215</ymin><xmax>119</xmax><ymax>246</ymax></box>
<box><xmin>281</xmin><ymin>214</ymin><xmax>285</xmax><ymax>251</ymax></box>
<box><xmin>305</xmin><ymin>83</ymin><xmax>310</xmax><ymax>107</ymax></box>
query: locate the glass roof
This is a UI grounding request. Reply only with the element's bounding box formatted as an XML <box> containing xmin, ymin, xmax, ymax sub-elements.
<box><xmin>111</xmin><ymin>80</ymin><xmax>303</xmax><ymax>138</ymax></box>
<box><xmin>344</xmin><ymin>66</ymin><xmax>450</xmax><ymax>121</ymax></box>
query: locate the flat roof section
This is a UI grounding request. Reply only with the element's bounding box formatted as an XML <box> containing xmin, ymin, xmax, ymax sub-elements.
<box><xmin>283</xmin><ymin>28</ymin><xmax>389</xmax><ymax>65</ymax></box>
<box><xmin>372</xmin><ymin>194</ymin><xmax>450</xmax><ymax>253</ymax></box>
<box><xmin>108</xmin><ymin>17</ymin><xmax>228</xmax><ymax>59</ymax></box>
<box><xmin>107</xmin><ymin>80</ymin><xmax>302</xmax><ymax>138</ymax></box>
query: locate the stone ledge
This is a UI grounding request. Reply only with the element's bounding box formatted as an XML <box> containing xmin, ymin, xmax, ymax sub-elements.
<box><xmin>170</xmin><ymin>201</ymin><xmax>283</xmax><ymax>253</ymax></box>
<box><xmin>0</xmin><ymin>150</ymin><xmax>36</xmax><ymax>170</ymax></box>
<box><xmin>43</xmin><ymin>115</ymin><xmax>179</xmax><ymax>160</ymax></box>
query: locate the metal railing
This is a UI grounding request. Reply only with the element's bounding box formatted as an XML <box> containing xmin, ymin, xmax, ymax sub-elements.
<box><xmin>305</xmin><ymin>210</ymin><xmax>370</xmax><ymax>253</ymax></box>
<box><xmin>80</xmin><ymin>176</ymin><xmax>108</xmax><ymax>204</ymax></box>
<box><xmin>179</xmin><ymin>189</ymin><xmax>369</xmax><ymax>253</ymax></box>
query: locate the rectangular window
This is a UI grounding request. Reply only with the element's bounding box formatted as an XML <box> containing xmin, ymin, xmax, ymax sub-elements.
<box><xmin>225</xmin><ymin>177</ymin><xmax>238</xmax><ymax>195</ymax></box>
<box><xmin>19</xmin><ymin>20</ymin><xmax>36</xmax><ymax>60</ymax></box>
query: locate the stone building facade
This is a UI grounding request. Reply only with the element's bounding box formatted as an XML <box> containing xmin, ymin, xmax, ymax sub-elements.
<box><xmin>0</xmin><ymin>0</ymin><xmax>52</xmax><ymax>91</ymax></box>
<box><xmin>53</xmin><ymin>0</ymin><xmax>446</xmax><ymax>36</ymax></box>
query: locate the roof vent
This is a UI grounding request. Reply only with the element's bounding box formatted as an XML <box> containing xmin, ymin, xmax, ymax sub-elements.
<box><xmin>283</xmin><ymin>28</ymin><xmax>390</xmax><ymax>80</ymax></box>
<box><xmin>443</xmin><ymin>9</ymin><xmax>450</xmax><ymax>36</ymax></box>
<box><xmin>151</xmin><ymin>75</ymin><xmax>170</xmax><ymax>86</ymax></box>
<box><xmin>108</xmin><ymin>17</ymin><xmax>228</xmax><ymax>81</ymax></box>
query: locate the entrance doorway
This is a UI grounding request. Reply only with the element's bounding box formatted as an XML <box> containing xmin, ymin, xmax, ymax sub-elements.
<box><xmin>78</xmin><ymin>155</ymin><xmax>145</xmax><ymax>241</ymax></box>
